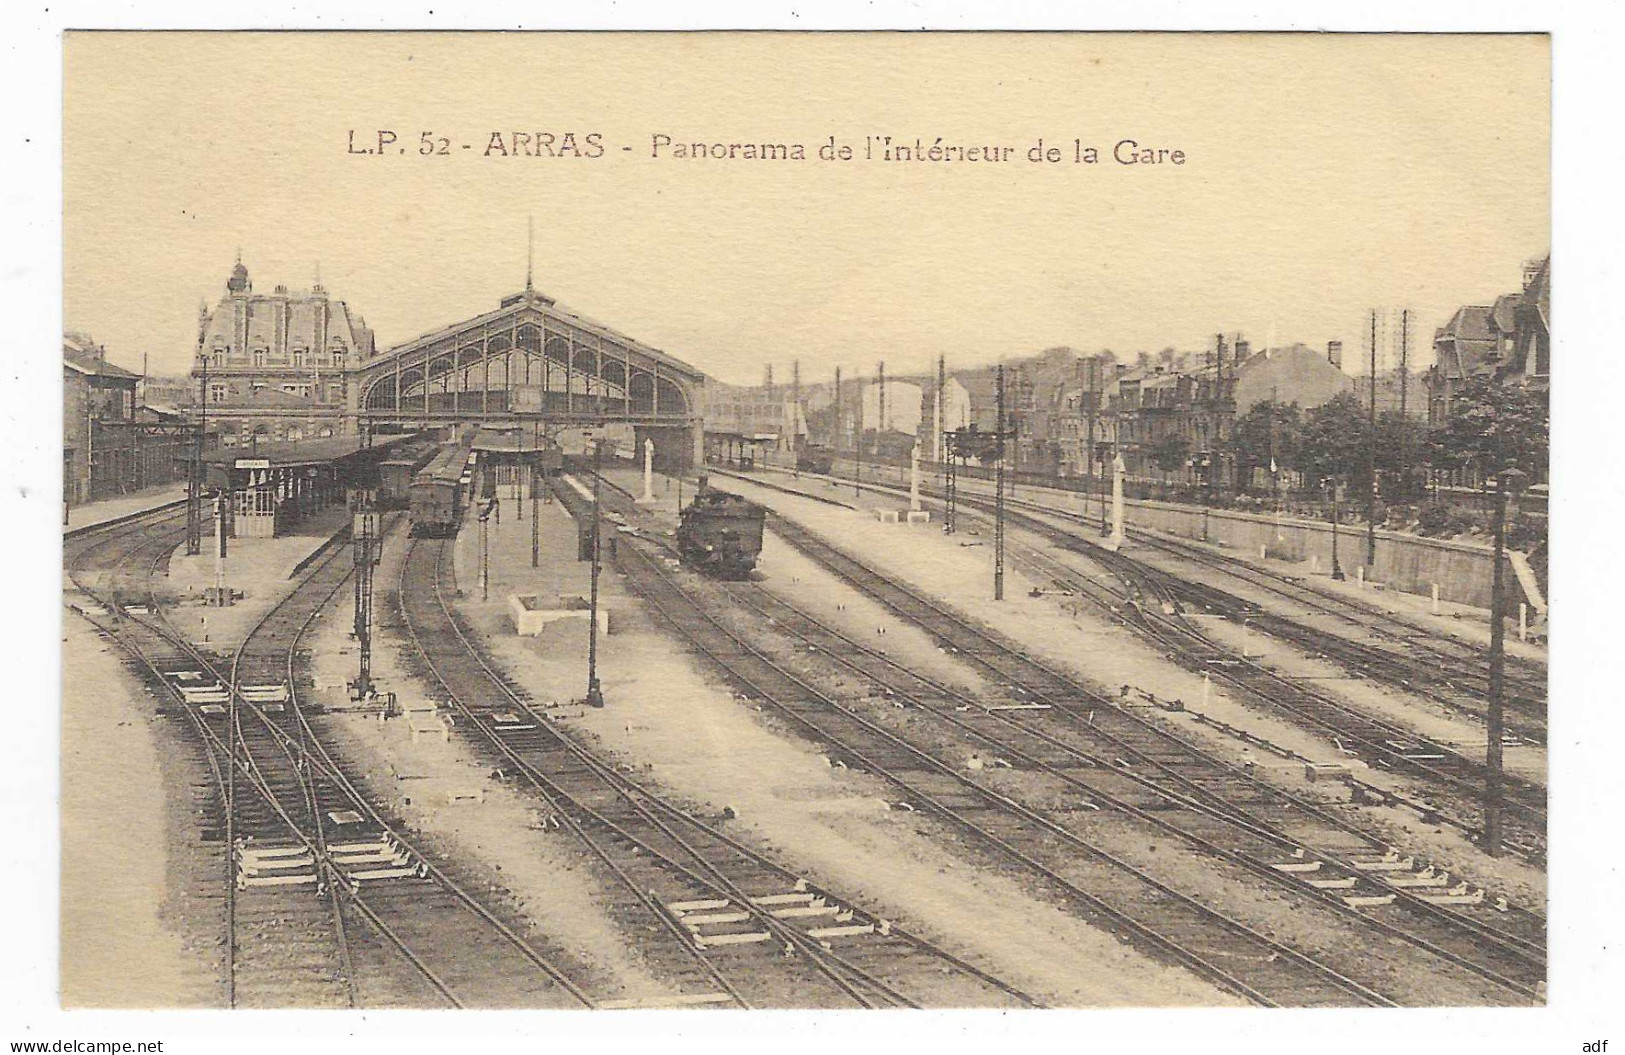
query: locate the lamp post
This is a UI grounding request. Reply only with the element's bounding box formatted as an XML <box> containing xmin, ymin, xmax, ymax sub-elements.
<box><xmin>1483</xmin><ymin>466</ymin><xmax>1525</xmax><ymax>857</ymax></box>
<box><xmin>479</xmin><ymin>500</ymin><xmax>491</xmax><ymax>601</ymax></box>
<box><xmin>1328</xmin><ymin>477</ymin><xmax>1345</xmax><ymax>581</ymax></box>
<box><xmin>531</xmin><ymin>420</ymin><xmax>541</xmax><ymax>568</ymax></box>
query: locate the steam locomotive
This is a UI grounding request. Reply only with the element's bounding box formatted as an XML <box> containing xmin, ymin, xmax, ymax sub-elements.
<box><xmin>794</xmin><ymin>444</ymin><xmax>836</xmax><ymax>475</ymax></box>
<box><xmin>675</xmin><ymin>482</ymin><xmax>766</xmax><ymax>579</ymax></box>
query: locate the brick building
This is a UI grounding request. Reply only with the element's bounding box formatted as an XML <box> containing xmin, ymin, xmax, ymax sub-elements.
<box><xmin>63</xmin><ymin>334</ymin><xmax>194</xmax><ymax>508</ymax></box>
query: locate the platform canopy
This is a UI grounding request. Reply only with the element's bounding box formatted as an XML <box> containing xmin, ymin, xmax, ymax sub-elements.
<box><xmin>355</xmin><ymin>287</ymin><xmax>705</xmax><ymax>429</ymax></box>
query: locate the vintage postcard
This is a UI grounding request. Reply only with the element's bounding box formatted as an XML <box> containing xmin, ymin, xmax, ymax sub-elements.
<box><xmin>56</xmin><ymin>29</ymin><xmax>1552</xmax><ymax>1020</ymax></box>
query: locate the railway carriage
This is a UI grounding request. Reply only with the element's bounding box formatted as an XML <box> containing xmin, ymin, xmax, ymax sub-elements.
<box><xmin>409</xmin><ymin>440</ymin><xmax>475</xmax><ymax>537</ymax></box>
<box><xmin>675</xmin><ymin>483</ymin><xmax>767</xmax><ymax>579</ymax></box>
<box><xmin>378</xmin><ymin>444</ymin><xmax>438</xmax><ymax>509</ymax></box>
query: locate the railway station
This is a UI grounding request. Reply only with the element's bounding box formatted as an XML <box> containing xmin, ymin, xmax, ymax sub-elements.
<box><xmin>202</xmin><ymin>434</ymin><xmax>422</xmax><ymax>537</ymax></box>
<box><xmin>64</xmin><ymin>295</ymin><xmax>1554</xmax><ymax>1013</ymax></box>
<box><xmin>56</xmin><ymin>55</ymin><xmax>1552</xmax><ymax>1015</ymax></box>
<box><xmin>63</xmin><ymin>306</ymin><xmax>1555</xmax><ymax>1012</ymax></box>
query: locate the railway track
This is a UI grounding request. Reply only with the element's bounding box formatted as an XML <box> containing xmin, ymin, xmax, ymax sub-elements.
<box><xmin>791</xmin><ymin>460</ymin><xmax>1547</xmax><ymax>727</ymax></box>
<box><xmin>583</xmin><ymin>467</ymin><xmax>1542</xmax><ymax>1003</ymax></box>
<box><xmin>712</xmin><ymin>538</ymin><xmax>1543</xmax><ymax>999</ymax></box>
<box><xmin>396</xmin><ymin>516</ymin><xmax>1035</xmax><ymax>1009</ymax></box>
<box><xmin>552</xmin><ymin>477</ymin><xmax>1413</xmax><ymax>1007</ymax></box>
<box><xmin>64</xmin><ymin>509</ymin><xmax>595</xmax><ymax>1009</ymax></box>
<box><xmin>715</xmin><ymin>466</ymin><xmax>1548</xmax><ymax>860</ymax></box>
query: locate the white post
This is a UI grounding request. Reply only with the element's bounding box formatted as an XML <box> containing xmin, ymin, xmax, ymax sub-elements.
<box><xmin>1111</xmin><ymin>454</ymin><xmax>1126</xmax><ymax>546</ymax></box>
<box><xmin>1356</xmin><ymin>565</ymin><xmax>1364</xmax><ymax>587</ymax></box>
<box><xmin>1519</xmin><ymin>602</ymin><xmax>1528</xmax><ymax>642</ymax></box>
<box><xmin>909</xmin><ymin>442</ymin><xmax>922</xmax><ymax>512</ymax></box>
<box><xmin>1311</xmin><ymin>553</ymin><xmax>1320</xmax><ymax>573</ymax></box>
<box><xmin>641</xmin><ymin>438</ymin><xmax>655</xmax><ymax>502</ymax></box>
<box><xmin>1201</xmin><ymin>673</ymin><xmax>1211</xmax><ymax>708</ymax></box>
<box><xmin>1431</xmin><ymin>582</ymin><xmax>1440</xmax><ymax>614</ymax></box>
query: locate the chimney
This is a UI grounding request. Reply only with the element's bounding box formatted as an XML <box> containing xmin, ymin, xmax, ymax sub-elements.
<box><xmin>1327</xmin><ymin>340</ymin><xmax>1343</xmax><ymax>369</ymax></box>
<box><xmin>1235</xmin><ymin>339</ymin><xmax>1251</xmax><ymax>362</ymax></box>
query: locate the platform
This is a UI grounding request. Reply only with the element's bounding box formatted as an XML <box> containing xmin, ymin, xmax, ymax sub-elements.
<box><xmin>62</xmin><ymin>484</ymin><xmax>189</xmax><ymax>534</ymax></box>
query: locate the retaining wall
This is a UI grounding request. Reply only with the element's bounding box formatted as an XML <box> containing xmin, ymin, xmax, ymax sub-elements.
<box><xmin>1112</xmin><ymin>497</ymin><xmax>1529</xmax><ymax>611</ymax></box>
<box><xmin>835</xmin><ymin>459</ymin><xmax>1537</xmax><ymax>613</ymax></box>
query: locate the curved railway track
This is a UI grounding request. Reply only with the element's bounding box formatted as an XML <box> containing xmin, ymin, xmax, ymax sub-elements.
<box><xmin>714</xmin><ymin>466</ymin><xmax>1547</xmax><ymax>861</ymax></box>
<box><xmin>64</xmin><ymin>508</ymin><xmax>594</xmax><ymax>1009</ymax></box>
<box><xmin>395</xmin><ymin>523</ymin><xmax>1034</xmax><ymax>1009</ymax></box>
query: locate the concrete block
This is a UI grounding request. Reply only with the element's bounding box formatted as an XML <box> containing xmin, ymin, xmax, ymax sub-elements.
<box><xmin>509</xmin><ymin>593</ymin><xmax>610</xmax><ymax>636</ymax></box>
<box><xmin>874</xmin><ymin>509</ymin><xmax>900</xmax><ymax>524</ymax></box>
<box><xmin>905</xmin><ymin>510</ymin><xmax>932</xmax><ymax>525</ymax></box>
<box><xmin>1304</xmin><ymin>761</ymin><xmax>1352</xmax><ymax>782</ymax></box>
<box><xmin>409</xmin><ymin>714</ymin><xmax>450</xmax><ymax>742</ymax></box>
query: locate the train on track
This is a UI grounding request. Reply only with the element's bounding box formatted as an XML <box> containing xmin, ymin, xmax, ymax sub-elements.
<box><xmin>794</xmin><ymin>444</ymin><xmax>836</xmax><ymax>475</ymax></box>
<box><xmin>409</xmin><ymin>434</ymin><xmax>477</xmax><ymax>537</ymax></box>
<box><xmin>376</xmin><ymin>442</ymin><xmax>441</xmax><ymax>508</ymax></box>
<box><xmin>675</xmin><ymin>481</ymin><xmax>766</xmax><ymax>579</ymax></box>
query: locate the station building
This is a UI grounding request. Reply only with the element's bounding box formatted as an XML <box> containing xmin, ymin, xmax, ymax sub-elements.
<box><xmin>190</xmin><ymin>259</ymin><xmax>376</xmax><ymax>448</ymax></box>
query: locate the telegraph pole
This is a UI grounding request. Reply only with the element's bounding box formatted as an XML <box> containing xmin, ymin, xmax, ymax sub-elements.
<box><xmin>1367</xmin><ymin>310</ymin><xmax>1379</xmax><ymax>567</ymax></box>
<box><xmin>790</xmin><ymin>359</ymin><xmax>801</xmax><ymax>456</ymax></box>
<box><xmin>934</xmin><ymin>355</ymin><xmax>946</xmax><ymax>470</ymax></box>
<box><xmin>188</xmin><ymin>356</ymin><xmax>209</xmax><ymax>556</ymax></box>
<box><xmin>1399</xmin><ymin>308</ymin><xmax>1410</xmax><ymax>495</ymax></box>
<box><xmin>833</xmin><ymin>366</ymin><xmax>842</xmax><ymax>452</ymax></box>
<box><xmin>1085</xmin><ymin>356</ymin><xmax>1098</xmax><ymax>519</ymax></box>
<box><xmin>854</xmin><ymin>374</ymin><xmax>864</xmax><ymax>498</ymax></box>
<box><xmin>584</xmin><ymin>438</ymin><xmax>606</xmax><ymax>708</ymax></box>
<box><xmin>877</xmin><ymin>361</ymin><xmax>887</xmax><ymax>437</ymax></box>
<box><xmin>994</xmin><ymin>365</ymin><xmax>1007</xmax><ymax>601</ymax></box>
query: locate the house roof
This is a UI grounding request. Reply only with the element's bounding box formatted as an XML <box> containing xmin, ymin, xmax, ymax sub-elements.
<box><xmin>1437</xmin><ymin>305</ymin><xmax>1496</xmax><ymax>344</ymax></box>
<box><xmin>1490</xmin><ymin>293</ymin><xmax>1522</xmax><ymax>335</ymax></box>
<box><xmin>1432</xmin><ymin>305</ymin><xmax>1499</xmax><ymax>381</ymax></box>
<box><xmin>63</xmin><ymin>343</ymin><xmax>139</xmax><ymax>381</ymax></box>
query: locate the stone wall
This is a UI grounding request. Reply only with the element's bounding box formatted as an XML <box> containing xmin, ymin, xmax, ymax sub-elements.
<box><xmin>1109</xmin><ymin>496</ymin><xmax>1529</xmax><ymax>611</ymax></box>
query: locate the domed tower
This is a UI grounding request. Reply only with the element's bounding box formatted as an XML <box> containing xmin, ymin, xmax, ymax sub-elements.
<box><xmin>227</xmin><ymin>257</ymin><xmax>250</xmax><ymax>294</ymax></box>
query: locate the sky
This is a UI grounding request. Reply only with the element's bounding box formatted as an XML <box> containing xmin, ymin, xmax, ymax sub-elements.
<box><xmin>63</xmin><ymin>32</ymin><xmax>1549</xmax><ymax>387</ymax></box>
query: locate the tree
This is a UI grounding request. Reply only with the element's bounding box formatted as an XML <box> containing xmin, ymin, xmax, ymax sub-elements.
<box><xmin>1371</xmin><ymin>410</ymin><xmax>1431</xmax><ymax>499</ymax></box>
<box><xmin>1231</xmin><ymin>400</ymin><xmax>1302</xmax><ymax>492</ymax></box>
<box><xmin>945</xmin><ymin>424</ymin><xmax>1002</xmax><ymax>465</ymax></box>
<box><xmin>1135</xmin><ymin>350</ymin><xmax>1153</xmax><ymax>370</ymax></box>
<box><xmin>1150</xmin><ymin>434</ymin><xmax>1190</xmax><ymax>478</ymax></box>
<box><xmin>1427</xmin><ymin>376</ymin><xmax>1549</xmax><ymax>483</ymax></box>
<box><xmin>1295</xmin><ymin>392</ymin><xmax>1370</xmax><ymax>488</ymax></box>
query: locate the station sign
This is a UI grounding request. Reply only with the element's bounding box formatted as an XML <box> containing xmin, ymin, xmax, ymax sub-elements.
<box><xmin>235</xmin><ymin>458</ymin><xmax>271</xmax><ymax>469</ymax></box>
<box><xmin>512</xmin><ymin>385</ymin><xmax>546</xmax><ymax>412</ymax></box>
